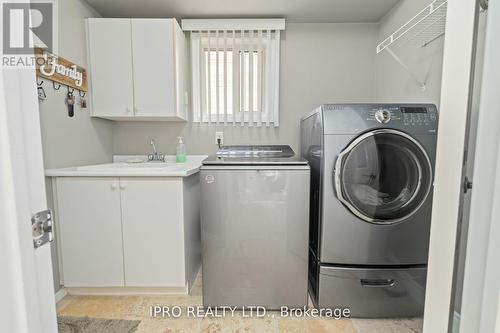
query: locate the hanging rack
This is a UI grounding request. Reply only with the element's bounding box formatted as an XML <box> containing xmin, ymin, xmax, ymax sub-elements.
<box><xmin>376</xmin><ymin>0</ymin><xmax>448</xmax><ymax>90</ymax></box>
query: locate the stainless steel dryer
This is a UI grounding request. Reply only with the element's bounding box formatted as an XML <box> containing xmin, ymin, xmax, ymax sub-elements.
<box><xmin>301</xmin><ymin>104</ymin><xmax>438</xmax><ymax>317</ymax></box>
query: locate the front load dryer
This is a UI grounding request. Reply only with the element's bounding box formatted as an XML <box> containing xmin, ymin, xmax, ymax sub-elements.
<box><xmin>301</xmin><ymin>104</ymin><xmax>438</xmax><ymax>317</ymax></box>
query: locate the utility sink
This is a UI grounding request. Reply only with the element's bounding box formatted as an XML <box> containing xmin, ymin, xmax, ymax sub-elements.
<box><xmin>76</xmin><ymin>162</ymin><xmax>182</xmax><ymax>172</ymax></box>
<box><xmin>45</xmin><ymin>155</ymin><xmax>208</xmax><ymax>177</ymax></box>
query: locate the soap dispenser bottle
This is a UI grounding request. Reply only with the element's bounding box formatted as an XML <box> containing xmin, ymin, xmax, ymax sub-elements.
<box><xmin>176</xmin><ymin>137</ymin><xmax>186</xmax><ymax>163</ymax></box>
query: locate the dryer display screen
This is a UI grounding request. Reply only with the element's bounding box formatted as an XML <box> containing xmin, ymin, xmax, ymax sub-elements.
<box><xmin>401</xmin><ymin>107</ymin><xmax>427</xmax><ymax>113</ymax></box>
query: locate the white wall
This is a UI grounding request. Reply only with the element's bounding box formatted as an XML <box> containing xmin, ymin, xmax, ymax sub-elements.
<box><xmin>39</xmin><ymin>0</ymin><xmax>112</xmax><ymax>169</ymax></box>
<box><xmin>38</xmin><ymin>0</ymin><xmax>112</xmax><ymax>292</ymax></box>
<box><xmin>42</xmin><ymin>0</ymin><xmax>449</xmax><ymax>295</ymax></box>
<box><xmin>376</xmin><ymin>0</ymin><xmax>444</xmax><ymax>105</ymax></box>
<box><xmin>111</xmin><ymin>2</ymin><xmax>445</xmax><ymax>156</ymax></box>
<box><xmin>111</xmin><ymin>23</ymin><xmax>378</xmax><ymax>155</ymax></box>
<box><xmin>496</xmin><ymin>297</ymin><xmax>500</xmax><ymax>333</ymax></box>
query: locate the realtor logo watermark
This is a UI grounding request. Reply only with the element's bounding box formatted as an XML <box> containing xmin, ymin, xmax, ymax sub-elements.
<box><xmin>1</xmin><ymin>0</ymin><xmax>57</xmax><ymax>68</ymax></box>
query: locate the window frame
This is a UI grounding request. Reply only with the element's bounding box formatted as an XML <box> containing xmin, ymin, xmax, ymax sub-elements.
<box><xmin>189</xmin><ymin>29</ymin><xmax>281</xmax><ymax>126</ymax></box>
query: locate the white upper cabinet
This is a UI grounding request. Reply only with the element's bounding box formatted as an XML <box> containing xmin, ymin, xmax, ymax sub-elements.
<box><xmin>87</xmin><ymin>18</ymin><xmax>188</xmax><ymax>121</ymax></box>
<box><xmin>87</xmin><ymin>19</ymin><xmax>134</xmax><ymax>118</ymax></box>
<box><xmin>131</xmin><ymin>20</ymin><xmax>175</xmax><ymax>118</ymax></box>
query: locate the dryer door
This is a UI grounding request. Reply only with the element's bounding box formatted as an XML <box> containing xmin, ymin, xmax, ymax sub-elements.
<box><xmin>334</xmin><ymin>129</ymin><xmax>432</xmax><ymax>224</ymax></box>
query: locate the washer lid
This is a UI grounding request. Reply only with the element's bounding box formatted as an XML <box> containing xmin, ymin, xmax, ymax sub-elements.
<box><xmin>203</xmin><ymin>145</ymin><xmax>308</xmax><ymax>165</ymax></box>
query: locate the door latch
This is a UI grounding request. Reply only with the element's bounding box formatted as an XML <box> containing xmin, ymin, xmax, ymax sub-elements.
<box><xmin>32</xmin><ymin>210</ymin><xmax>53</xmax><ymax>248</ymax></box>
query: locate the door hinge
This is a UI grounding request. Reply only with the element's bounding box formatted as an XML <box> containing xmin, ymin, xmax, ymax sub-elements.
<box><xmin>464</xmin><ymin>176</ymin><xmax>473</xmax><ymax>194</ymax></box>
<box><xmin>32</xmin><ymin>209</ymin><xmax>53</xmax><ymax>248</ymax></box>
<box><xmin>480</xmin><ymin>0</ymin><xmax>488</xmax><ymax>10</ymax></box>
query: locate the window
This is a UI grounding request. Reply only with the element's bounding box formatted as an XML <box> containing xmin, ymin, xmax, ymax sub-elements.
<box><xmin>185</xmin><ymin>20</ymin><xmax>284</xmax><ymax>126</ymax></box>
<box><xmin>204</xmin><ymin>49</ymin><xmax>259</xmax><ymax>114</ymax></box>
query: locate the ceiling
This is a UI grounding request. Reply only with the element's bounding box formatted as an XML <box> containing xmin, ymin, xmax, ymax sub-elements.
<box><xmin>83</xmin><ymin>0</ymin><xmax>401</xmax><ymax>23</ymax></box>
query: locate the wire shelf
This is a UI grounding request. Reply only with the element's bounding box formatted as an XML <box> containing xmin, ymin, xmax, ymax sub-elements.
<box><xmin>376</xmin><ymin>0</ymin><xmax>447</xmax><ymax>54</ymax></box>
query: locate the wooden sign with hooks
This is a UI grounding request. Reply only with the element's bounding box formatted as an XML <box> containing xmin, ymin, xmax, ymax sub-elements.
<box><xmin>34</xmin><ymin>47</ymin><xmax>88</xmax><ymax>92</ymax></box>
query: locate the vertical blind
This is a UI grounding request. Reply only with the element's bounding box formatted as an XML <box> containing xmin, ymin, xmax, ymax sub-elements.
<box><xmin>183</xmin><ymin>19</ymin><xmax>285</xmax><ymax>127</ymax></box>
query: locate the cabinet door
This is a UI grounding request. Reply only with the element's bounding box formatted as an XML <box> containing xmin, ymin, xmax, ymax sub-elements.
<box><xmin>56</xmin><ymin>177</ymin><xmax>124</xmax><ymax>287</ymax></box>
<box><xmin>120</xmin><ymin>177</ymin><xmax>185</xmax><ymax>287</ymax></box>
<box><xmin>173</xmin><ymin>21</ymin><xmax>189</xmax><ymax>120</ymax></box>
<box><xmin>87</xmin><ymin>19</ymin><xmax>134</xmax><ymax>118</ymax></box>
<box><xmin>131</xmin><ymin>19</ymin><xmax>176</xmax><ymax>118</ymax></box>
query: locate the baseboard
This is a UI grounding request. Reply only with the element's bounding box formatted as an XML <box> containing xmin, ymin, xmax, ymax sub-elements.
<box><xmin>66</xmin><ymin>285</ymin><xmax>188</xmax><ymax>296</ymax></box>
<box><xmin>55</xmin><ymin>287</ymin><xmax>67</xmax><ymax>303</ymax></box>
<box><xmin>188</xmin><ymin>266</ymin><xmax>202</xmax><ymax>292</ymax></box>
<box><xmin>452</xmin><ymin>311</ymin><xmax>461</xmax><ymax>333</ymax></box>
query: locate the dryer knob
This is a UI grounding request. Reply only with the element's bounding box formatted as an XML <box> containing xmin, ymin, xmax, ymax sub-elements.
<box><xmin>375</xmin><ymin>109</ymin><xmax>391</xmax><ymax>124</ymax></box>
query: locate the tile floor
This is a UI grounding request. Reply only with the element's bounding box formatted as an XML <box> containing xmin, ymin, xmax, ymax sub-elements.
<box><xmin>56</xmin><ymin>272</ymin><xmax>423</xmax><ymax>333</ymax></box>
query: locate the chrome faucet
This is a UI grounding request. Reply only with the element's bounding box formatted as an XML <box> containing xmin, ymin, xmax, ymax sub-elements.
<box><xmin>148</xmin><ymin>139</ymin><xmax>165</xmax><ymax>162</ymax></box>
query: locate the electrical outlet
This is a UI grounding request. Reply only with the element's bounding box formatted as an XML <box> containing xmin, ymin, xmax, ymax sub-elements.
<box><xmin>215</xmin><ymin>131</ymin><xmax>224</xmax><ymax>145</ymax></box>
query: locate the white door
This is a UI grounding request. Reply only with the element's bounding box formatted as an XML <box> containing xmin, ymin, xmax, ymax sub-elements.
<box><xmin>131</xmin><ymin>19</ymin><xmax>176</xmax><ymax>118</ymax></box>
<box><xmin>173</xmin><ymin>22</ymin><xmax>189</xmax><ymax>120</ymax></box>
<box><xmin>457</xmin><ymin>1</ymin><xmax>500</xmax><ymax>332</ymax></box>
<box><xmin>87</xmin><ymin>18</ymin><xmax>134</xmax><ymax>118</ymax></box>
<box><xmin>56</xmin><ymin>177</ymin><xmax>125</xmax><ymax>287</ymax></box>
<box><xmin>423</xmin><ymin>0</ymin><xmax>499</xmax><ymax>332</ymax></box>
<box><xmin>120</xmin><ymin>177</ymin><xmax>185</xmax><ymax>287</ymax></box>
<box><xmin>449</xmin><ymin>8</ymin><xmax>488</xmax><ymax>333</ymax></box>
<box><xmin>0</xmin><ymin>69</ymin><xmax>57</xmax><ymax>331</ymax></box>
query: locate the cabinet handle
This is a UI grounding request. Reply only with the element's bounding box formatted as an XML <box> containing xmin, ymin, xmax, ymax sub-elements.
<box><xmin>119</xmin><ymin>183</ymin><xmax>127</xmax><ymax>190</ymax></box>
<box><xmin>110</xmin><ymin>183</ymin><xmax>118</xmax><ymax>190</ymax></box>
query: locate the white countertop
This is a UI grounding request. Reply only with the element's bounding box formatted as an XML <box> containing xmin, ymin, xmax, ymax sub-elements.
<box><xmin>45</xmin><ymin>155</ymin><xmax>208</xmax><ymax>177</ymax></box>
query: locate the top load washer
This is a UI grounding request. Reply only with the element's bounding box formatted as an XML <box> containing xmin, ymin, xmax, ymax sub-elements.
<box><xmin>301</xmin><ymin>104</ymin><xmax>438</xmax><ymax>317</ymax></box>
<box><xmin>200</xmin><ymin>145</ymin><xmax>310</xmax><ymax>309</ymax></box>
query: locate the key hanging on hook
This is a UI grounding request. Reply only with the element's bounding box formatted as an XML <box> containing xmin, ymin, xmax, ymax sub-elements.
<box><xmin>36</xmin><ymin>78</ymin><xmax>46</xmax><ymax>102</ymax></box>
<box><xmin>66</xmin><ymin>88</ymin><xmax>75</xmax><ymax>117</ymax></box>
<box><xmin>79</xmin><ymin>90</ymin><xmax>87</xmax><ymax>109</ymax></box>
<box><xmin>38</xmin><ymin>86</ymin><xmax>47</xmax><ymax>101</ymax></box>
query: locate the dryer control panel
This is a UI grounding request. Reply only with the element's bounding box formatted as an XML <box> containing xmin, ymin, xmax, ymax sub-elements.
<box><xmin>321</xmin><ymin>104</ymin><xmax>438</xmax><ymax>135</ymax></box>
<box><xmin>367</xmin><ymin>105</ymin><xmax>437</xmax><ymax>127</ymax></box>
<box><xmin>367</xmin><ymin>106</ymin><xmax>401</xmax><ymax>123</ymax></box>
<box><xmin>401</xmin><ymin>106</ymin><xmax>437</xmax><ymax>126</ymax></box>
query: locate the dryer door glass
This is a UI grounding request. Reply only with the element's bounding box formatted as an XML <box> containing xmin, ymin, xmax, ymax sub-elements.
<box><xmin>336</xmin><ymin>130</ymin><xmax>432</xmax><ymax>224</ymax></box>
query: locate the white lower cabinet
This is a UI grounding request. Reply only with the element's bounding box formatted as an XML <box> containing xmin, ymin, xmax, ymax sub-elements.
<box><xmin>56</xmin><ymin>177</ymin><xmax>124</xmax><ymax>287</ymax></box>
<box><xmin>120</xmin><ymin>178</ymin><xmax>184</xmax><ymax>287</ymax></box>
<box><xmin>54</xmin><ymin>176</ymin><xmax>200</xmax><ymax>289</ymax></box>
